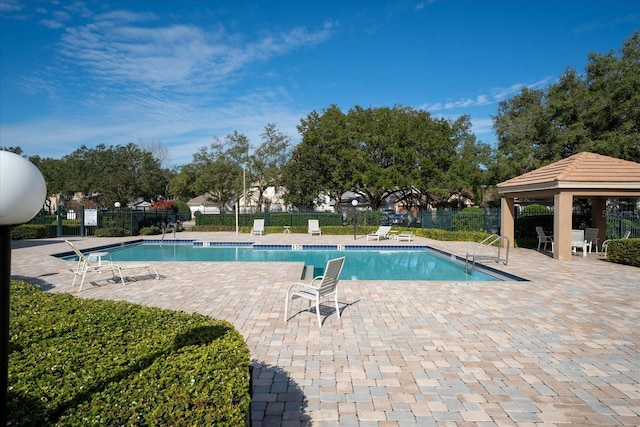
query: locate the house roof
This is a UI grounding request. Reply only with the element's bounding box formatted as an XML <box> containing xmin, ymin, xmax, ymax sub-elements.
<box><xmin>187</xmin><ymin>192</ymin><xmax>219</xmax><ymax>206</ymax></box>
<box><xmin>497</xmin><ymin>152</ymin><xmax>640</xmax><ymax>194</ymax></box>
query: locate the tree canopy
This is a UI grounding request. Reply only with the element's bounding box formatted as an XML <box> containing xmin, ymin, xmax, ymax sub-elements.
<box><xmin>491</xmin><ymin>31</ymin><xmax>640</xmax><ymax>181</ymax></box>
<box><xmin>168</xmin><ymin>124</ymin><xmax>292</xmax><ymax>212</ymax></box>
<box><xmin>25</xmin><ymin>143</ymin><xmax>167</xmax><ymax>209</ymax></box>
<box><xmin>282</xmin><ymin>105</ymin><xmax>490</xmax><ymax>212</ymax></box>
<box><xmin>249</xmin><ymin>123</ymin><xmax>292</xmax><ymax>211</ymax></box>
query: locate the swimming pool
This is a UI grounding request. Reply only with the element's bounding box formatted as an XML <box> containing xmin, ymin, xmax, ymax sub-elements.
<box><xmin>59</xmin><ymin>240</ymin><xmax>525</xmax><ymax>282</ymax></box>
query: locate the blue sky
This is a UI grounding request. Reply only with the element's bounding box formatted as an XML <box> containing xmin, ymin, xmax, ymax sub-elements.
<box><xmin>1</xmin><ymin>1</ymin><xmax>638</xmax><ymax>167</ymax></box>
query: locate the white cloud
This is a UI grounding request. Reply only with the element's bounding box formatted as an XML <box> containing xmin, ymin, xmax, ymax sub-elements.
<box><xmin>422</xmin><ymin>95</ymin><xmax>488</xmax><ymax>112</ymax></box>
<box><xmin>39</xmin><ymin>9</ymin><xmax>70</xmax><ymax>28</ymax></box>
<box><xmin>414</xmin><ymin>0</ymin><xmax>435</xmax><ymax>11</ymax></box>
<box><xmin>469</xmin><ymin>118</ymin><xmax>494</xmax><ymax>138</ymax></box>
<box><xmin>0</xmin><ymin>0</ymin><xmax>22</xmax><ymax>13</ymax></box>
<box><xmin>475</xmin><ymin>95</ymin><xmax>490</xmax><ymax>106</ymax></box>
<box><xmin>423</xmin><ymin>77</ymin><xmax>555</xmax><ymax>114</ymax></box>
<box><xmin>1</xmin><ymin>4</ymin><xmax>333</xmax><ymax>167</ymax></box>
<box><xmin>444</xmin><ymin>98</ymin><xmax>474</xmax><ymax>109</ymax></box>
<box><xmin>54</xmin><ymin>11</ymin><xmax>335</xmax><ymax>94</ymax></box>
<box><xmin>490</xmin><ymin>78</ymin><xmax>552</xmax><ymax>101</ymax></box>
<box><xmin>0</xmin><ymin>84</ymin><xmax>305</xmax><ymax>167</ymax></box>
<box><xmin>39</xmin><ymin>19</ymin><xmax>64</xmax><ymax>29</ymax></box>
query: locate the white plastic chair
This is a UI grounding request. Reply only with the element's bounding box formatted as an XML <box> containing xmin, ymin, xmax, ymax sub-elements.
<box><xmin>535</xmin><ymin>226</ymin><xmax>554</xmax><ymax>252</ymax></box>
<box><xmin>366</xmin><ymin>226</ymin><xmax>392</xmax><ymax>241</ymax></box>
<box><xmin>308</xmin><ymin>219</ymin><xmax>322</xmax><ymax>236</ymax></box>
<box><xmin>397</xmin><ymin>231</ymin><xmax>414</xmax><ymax>242</ymax></box>
<box><xmin>584</xmin><ymin>228</ymin><xmax>600</xmax><ymax>253</ymax></box>
<box><xmin>571</xmin><ymin>230</ymin><xmax>588</xmax><ymax>257</ymax></box>
<box><xmin>284</xmin><ymin>257</ymin><xmax>345</xmax><ymax>327</ymax></box>
<box><xmin>251</xmin><ymin>219</ymin><xmax>265</xmax><ymax>236</ymax></box>
<box><xmin>66</xmin><ymin>240</ymin><xmax>159</xmax><ymax>291</ymax></box>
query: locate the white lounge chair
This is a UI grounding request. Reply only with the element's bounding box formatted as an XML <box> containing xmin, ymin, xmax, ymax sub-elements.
<box><xmin>535</xmin><ymin>226</ymin><xmax>554</xmax><ymax>252</ymax></box>
<box><xmin>584</xmin><ymin>227</ymin><xmax>599</xmax><ymax>253</ymax></box>
<box><xmin>396</xmin><ymin>231</ymin><xmax>414</xmax><ymax>242</ymax></box>
<box><xmin>602</xmin><ymin>230</ymin><xmax>631</xmax><ymax>257</ymax></box>
<box><xmin>366</xmin><ymin>226</ymin><xmax>392</xmax><ymax>241</ymax></box>
<box><xmin>284</xmin><ymin>257</ymin><xmax>345</xmax><ymax>327</ymax></box>
<box><xmin>66</xmin><ymin>240</ymin><xmax>159</xmax><ymax>291</ymax></box>
<box><xmin>308</xmin><ymin>219</ymin><xmax>321</xmax><ymax>236</ymax></box>
<box><xmin>251</xmin><ymin>219</ymin><xmax>265</xmax><ymax>236</ymax></box>
<box><xmin>571</xmin><ymin>229</ymin><xmax>588</xmax><ymax>257</ymax></box>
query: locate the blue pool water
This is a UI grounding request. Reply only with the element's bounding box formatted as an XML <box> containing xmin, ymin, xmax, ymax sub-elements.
<box><xmin>63</xmin><ymin>241</ymin><xmax>519</xmax><ymax>281</ymax></box>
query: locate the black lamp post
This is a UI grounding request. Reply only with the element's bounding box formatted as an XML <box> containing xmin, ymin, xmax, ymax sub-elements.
<box><xmin>0</xmin><ymin>151</ymin><xmax>47</xmax><ymax>426</ymax></box>
<box><xmin>351</xmin><ymin>199</ymin><xmax>358</xmax><ymax>240</ymax></box>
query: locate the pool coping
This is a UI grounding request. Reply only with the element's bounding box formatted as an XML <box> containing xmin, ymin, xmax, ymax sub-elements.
<box><xmin>53</xmin><ymin>238</ymin><xmax>528</xmax><ymax>282</ymax></box>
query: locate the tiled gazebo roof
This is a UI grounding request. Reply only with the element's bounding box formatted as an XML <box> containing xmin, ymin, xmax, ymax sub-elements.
<box><xmin>497</xmin><ymin>152</ymin><xmax>640</xmax><ymax>194</ymax></box>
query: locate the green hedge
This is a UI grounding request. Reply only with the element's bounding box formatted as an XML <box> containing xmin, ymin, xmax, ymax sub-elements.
<box><xmin>451</xmin><ymin>207</ymin><xmax>486</xmax><ymax>232</ymax></box>
<box><xmin>11</xmin><ymin>224</ymin><xmax>46</xmax><ymax>240</ymax></box>
<box><xmin>267</xmin><ymin>212</ymin><xmax>343</xmax><ymax>227</ymax></box>
<box><xmin>190</xmin><ymin>224</ymin><xmax>492</xmax><ymax>243</ymax></box>
<box><xmin>95</xmin><ymin>227</ymin><xmax>128</xmax><ymax>237</ymax></box>
<box><xmin>412</xmin><ymin>228</ymin><xmax>491</xmax><ymax>242</ymax></box>
<box><xmin>9</xmin><ymin>281</ymin><xmax>251</xmax><ymax>426</ymax></box>
<box><xmin>606</xmin><ymin>238</ymin><xmax>640</xmax><ymax>267</ymax></box>
<box><xmin>139</xmin><ymin>225</ymin><xmax>163</xmax><ymax>235</ymax></box>
<box><xmin>195</xmin><ymin>212</ymin><xmax>343</xmax><ymax>227</ymax></box>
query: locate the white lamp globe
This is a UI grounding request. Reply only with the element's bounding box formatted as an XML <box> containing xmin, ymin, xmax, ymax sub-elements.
<box><xmin>351</xmin><ymin>199</ymin><xmax>358</xmax><ymax>207</ymax></box>
<box><xmin>0</xmin><ymin>151</ymin><xmax>47</xmax><ymax>226</ymax></box>
<box><xmin>114</xmin><ymin>202</ymin><xmax>121</xmax><ymax>208</ymax></box>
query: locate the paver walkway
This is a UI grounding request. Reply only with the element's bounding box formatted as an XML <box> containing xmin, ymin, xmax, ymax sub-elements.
<box><xmin>10</xmin><ymin>232</ymin><xmax>640</xmax><ymax>426</ymax></box>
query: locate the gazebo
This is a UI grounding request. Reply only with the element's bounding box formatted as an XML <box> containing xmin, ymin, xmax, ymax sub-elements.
<box><xmin>497</xmin><ymin>152</ymin><xmax>640</xmax><ymax>260</ymax></box>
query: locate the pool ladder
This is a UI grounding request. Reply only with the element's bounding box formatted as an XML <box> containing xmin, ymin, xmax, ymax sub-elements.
<box><xmin>465</xmin><ymin>234</ymin><xmax>510</xmax><ymax>272</ymax></box>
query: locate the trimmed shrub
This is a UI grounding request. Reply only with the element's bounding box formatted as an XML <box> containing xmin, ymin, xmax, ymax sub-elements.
<box><xmin>195</xmin><ymin>212</ymin><xmax>344</xmax><ymax>227</ymax></box>
<box><xmin>9</xmin><ymin>281</ymin><xmax>251</xmax><ymax>426</ymax></box>
<box><xmin>269</xmin><ymin>212</ymin><xmax>343</xmax><ymax>227</ymax></box>
<box><xmin>95</xmin><ymin>227</ymin><xmax>128</xmax><ymax>237</ymax></box>
<box><xmin>606</xmin><ymin>238</ymin><xmax>640</xmax><ymax>267</ymax></box>
<box><xmin>139</xmin><ymin>225</ymin><xmax>162</xmax><ymax>235</ymax></box>
<box><xmin>451</xmin><ymin>207</ymin><xmax>485</xmax><ymax>232</ymax></box>
<box><xmin>413</xmin><ymin>228</ymin><xmax>491</xmax><ymax>242</ymax></box>
<box><xmin>173</xmin><ymin>199</ymin><xmax>192</xmax><ymax>220</ymax></box>
<box><xmin>11</xmin><ymin>224</ymin><xmax>46</xmax><ymax>240</ymax></box>
<box><xmin>190</xmin><ymin>224</ymin><xmax>493</xmax><ymax>243</ymax></box>
<box><xmin>191</xmin><ymin>225</ymin><xmax>238</xmax><ymax>232</ymax></box>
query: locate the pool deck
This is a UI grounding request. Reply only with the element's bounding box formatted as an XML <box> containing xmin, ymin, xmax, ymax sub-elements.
<box><xmin>10</xmin><ymin>232</ymin><xmax>640</xmax><ymax>426</ymax></box>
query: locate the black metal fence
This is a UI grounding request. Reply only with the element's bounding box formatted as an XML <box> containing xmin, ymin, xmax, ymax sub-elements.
<box><xmin>195</xmin><ymin>210</ymin><xmax>344</xmax><ymax>228</ymax></box>
<box><xmin>27</xmin><ymin>206</ymin><xmax>192</xmax><ymax>238</ymax></box>
<box><xmin>606</xmin><ymin>211</ymin><xmax>640</xmax><ymax>239</ymax></box>
<box><xmin>27</xmin><ymin>205</ymin><xmax>640</xmax><ymax>240</ymax></box>
<box><xmin>420</xmin><ymin>208</ymin><xmax>501</xmax><ymax>234</ymax></box>
<box><xmin>420</xmin><ymin>208</ymin><xmax>639</xmax><ymax>240</ymax></box>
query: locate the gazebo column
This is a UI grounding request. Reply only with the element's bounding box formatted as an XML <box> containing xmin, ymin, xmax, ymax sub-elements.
<box><xmin>591</xmin><ymin>197</ymin><xmax>607</xmax><ymax>251</ymax></box>
<box><xmin>500</xmin><ymin>197</ymin><xmax>515</xmax><ymax>248</ymax></box>
<box><xmin>553</xmin><ymin>192</ymin><xmax>573</xmax><ymax>260</ymax></box>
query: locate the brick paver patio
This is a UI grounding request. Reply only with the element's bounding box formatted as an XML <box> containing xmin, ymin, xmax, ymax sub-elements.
<box><xmin>10</xmin><ymin>232</ymin><xmax>640</xmax><ymax>426</ymax></box>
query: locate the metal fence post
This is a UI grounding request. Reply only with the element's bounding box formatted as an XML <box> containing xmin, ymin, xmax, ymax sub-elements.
<box><xmin>80</xmin><ymin>206</ymin><xmax>85</xmax><ymax>237</ymax></box>
<box><xmin>130</xmin><ymin>207</ymin><xmax>134</xmax><ymax>235</ymax></box>
<box><xmin>56</xmin><ymin>205</ymin><xmax>62</xmax><ymax>237</ymax></box>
